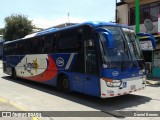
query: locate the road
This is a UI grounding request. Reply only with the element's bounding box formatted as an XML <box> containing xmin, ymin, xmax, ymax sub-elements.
<box><xmin>0</xmin><ymin>60</ymin><xmax>160</xmax><ymax>120</ymax></box>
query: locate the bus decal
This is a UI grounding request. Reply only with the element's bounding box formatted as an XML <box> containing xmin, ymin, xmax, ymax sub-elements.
<box><xmin>26</xmin><ymin>55</ymin><xmax>58</xmax><ymax>82</ymax></box>
<box><xmin>16</xmin><ymin>55</ymin><xmax>58</xmax><ymax>82</ymax></box>
<box><xmin>56</xmin><ymin>57</ymin><xmax>64</xmax><ymax>67</ymax></box>
<box><xmin>24</xmin><ymin>58</ymin><xmax>39</xmax><ymax>73</ymax></box>
<box><xmin>65</xmin><ymin>53</ymin><xmax>76</xmax><ymax>70</ymax></box>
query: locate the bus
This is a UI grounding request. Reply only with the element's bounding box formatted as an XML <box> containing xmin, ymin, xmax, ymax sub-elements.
<box><xmin>3</xmin><ymin>22</ymin><xmax>146</xmax><ymax>98</ymax></box>
<box><xmin>0</xmin><ymin>35</ymin><xmax>4</xmax><ymax>58</ymax></box>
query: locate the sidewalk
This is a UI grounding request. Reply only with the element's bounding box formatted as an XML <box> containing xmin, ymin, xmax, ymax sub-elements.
<box><xmin>146</xmin><ymin>75</ymin><xmax>160</xmax><ymax>85</ymax></box>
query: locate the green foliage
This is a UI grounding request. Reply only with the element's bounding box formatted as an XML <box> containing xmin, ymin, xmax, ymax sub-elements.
<box><xmin>0</xmin><ymin>28</ymin><xmax>4</xmax><ymax>35</ymax></box>
<box><xmin>3</xmin><ymin>14</ymin><xmax>35</xmax><ymax>41</ymax></box>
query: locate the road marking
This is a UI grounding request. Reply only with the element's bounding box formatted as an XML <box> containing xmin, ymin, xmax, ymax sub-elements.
<box><xmin>146</xmin><ymin>80</ymin><xmax>160</xmax><ymax>85</ymax></box>
<box><xmin>32</xmin><ymin>117</ymin><xmax>39</xmax><ymax>120</ymax></box>
<box><xmin>10</xmin><ymin>101</ymin><xmax>27</xmax><ymax>111</ymax></box>
<box><xmin>0</xmin><ymin>97</ymin><xmax>39</xmax><ymax>119</ymax></box>
<box><xmin>0</xmin><ymin>97</ymin><xmax>27</xmax><ymax>110</ymax></box>
<box><xmin>0</xmin><ymin>97</ymin><xmax>7</xmax><ymax>103</ymax></box>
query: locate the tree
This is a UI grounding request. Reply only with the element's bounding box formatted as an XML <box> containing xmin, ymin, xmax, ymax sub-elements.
<box><xmin>0</xmin><ymin>28</ymin><xmax>4</xmax><ymax>35</ymax></box>
<box><xmin>3</xmin><ymin>14</ymin><xmax>35</xmax><ymax>41</ymax></box>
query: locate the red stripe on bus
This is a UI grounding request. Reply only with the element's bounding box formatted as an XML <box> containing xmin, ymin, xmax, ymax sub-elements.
<box><xmin>110</xmin><ymin>94</ymin><xmax>114</xmax><ymax>96</ymax></box>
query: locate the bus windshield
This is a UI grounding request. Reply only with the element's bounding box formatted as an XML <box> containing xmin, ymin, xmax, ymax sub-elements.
<box><xmin>122</xmin><ymin>28</ymin><xmax>143</xmax><ymax>60</ymax></box>
<box><xmin>98</xmin><ymin>26</ymin><xmax>130</xmax><ymax>69</ymax></box>
<box><xmin>122</xmin><ymin>28</ymin><xmax>145</xmax><ymax>69</ymax></box>
<box><xmin>98</xmin><ymin>26</ymin><xmax>144</xmax><ymax>70</ymax></box>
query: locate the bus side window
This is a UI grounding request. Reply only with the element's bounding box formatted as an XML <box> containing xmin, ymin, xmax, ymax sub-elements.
<box><xmin>3</xmin><ymin>44</ymin><xmax>9</xmax><ymax>55</ymax></box>
<box><xmin>77</xmin><ymin>28</ymin><xmax>83</xmax><ymax>51</ymax></box>
<box><xmin>6</xmin><ymin>43</ymin><xmax>18</xmax><ymax>55</ymax></box>
<box><xmin>3</xmin><ymin>45</ymin><xmax>7</xmax><ymax>55</ymax></box>
<box><xmin>42</xmin><ymin>35</ymin><xmax>55</xmax><ymax>54</ymax></box>
<box><xmin>57</xmin><ymin>29</ymin><xmax>80</xmax><ymax>53</ymax></box>
<box><xmin>8</xmin><ymin>44</ymin><xmax>13</xmax><ymax>55</ymax></box>
<box><xmin>12</xmin><ymin>42</ymin><xmax>18</xmax><ymax>55</ymax></box>
<box><xmin>85</xmin><ymin>38</ymin><xmax>98</xmax><ymax>75</ymax></box>
<box><xmin>8</xmin><ymin>44</ymin><xmax>11</xmax><ymax>55</ymax></box>
<box><xmin>18</xmin><ymin>40</ymin><xmax>30</xmax><ymax>55</ymax></box>
<box><xmin>83</xmin><ymin>25</ymin><xmax>98</xmax><ymax>75</ymax></box>
<box><xmin>31</xmin><ymin>37</ymin><xmax>42</xmax><ymax>54</ymax></box>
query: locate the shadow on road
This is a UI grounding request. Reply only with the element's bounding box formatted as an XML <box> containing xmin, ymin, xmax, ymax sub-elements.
<box><xmin>146</xmin><ymin>84</ymin><xmax>160</xmax><ymax>88</ymax></box>
<box><xmin>2</xmin><ymin>76</ymin><xmax>151</xmax><ymax>114</ymax></box>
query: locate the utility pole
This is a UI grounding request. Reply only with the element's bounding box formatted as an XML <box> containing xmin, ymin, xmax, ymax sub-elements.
<box><xmin>115</xmin><ymin>0</ymin><xmax>117</xmax><ymax>23</ymax></box>
<box><xmin>135</xmin><ymin>0</ymin><xmax>140</xmax><ymax>33</ymax></box>
<box><xmin>67</xmin><ymin>13</ymin><xmax>70</xmax><ymax>26</ymax></box>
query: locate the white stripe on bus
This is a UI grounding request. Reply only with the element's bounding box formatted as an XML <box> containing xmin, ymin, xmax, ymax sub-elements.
<box><xmin>65</xmin><ymin>53</ymin><xmax>75</xmax><ymax>70</ymax></box>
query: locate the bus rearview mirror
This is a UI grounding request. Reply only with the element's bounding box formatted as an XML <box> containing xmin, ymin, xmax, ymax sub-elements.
<box><xmin>102</xmin><ymin>32</ymin><xmax>114</xmax><ymax>48</ymax></box>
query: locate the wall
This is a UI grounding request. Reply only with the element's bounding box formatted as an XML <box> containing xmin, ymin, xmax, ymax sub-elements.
<box><xmin>117</xmin><ymin>4</ymin><xmax>129</xmax><ymax>25</ymax></box>
<box><xmin>129</xmin><ymin>0</ymin><xmax>159</xmax><ymax>8</ymax></box>
<box><xmin>131</xmin><ymin>21</ymin><xmax>158</xmax><ymax>34</ymax></box>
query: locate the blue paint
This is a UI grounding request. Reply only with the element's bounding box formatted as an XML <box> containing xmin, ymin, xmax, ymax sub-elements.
<box><xmin>50</xmin><ymin>53</ymin><xmax>77</xmax><ymax>70</ymax></box>
<box><xmin>101</xmin><ymin>67</ymin><xmax>143</xmax><ymax>80</ymax></box>
<box><xmin>83</xmin><ymin>75</ymin><xmax>100</xmax><ymax>97</ymax></box>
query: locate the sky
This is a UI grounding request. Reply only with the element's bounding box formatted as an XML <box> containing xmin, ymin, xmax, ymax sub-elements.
<box><xmin>0</xmin><ymin>0</ymin><xmax>120</xmax><ymax>29</ymax></box>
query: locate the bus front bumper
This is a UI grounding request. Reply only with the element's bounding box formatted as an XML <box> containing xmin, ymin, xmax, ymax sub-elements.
<box><xmin>100</xmin><ymin>77</ymin><xmax>146</xmax><ymax>98</ymax></box>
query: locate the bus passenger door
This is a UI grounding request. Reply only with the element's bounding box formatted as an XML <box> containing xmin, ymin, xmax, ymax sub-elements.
<box><xmin>84</xmin><ymin>39</ymin><xmax>100</xmax><ymax>96</ymax></box>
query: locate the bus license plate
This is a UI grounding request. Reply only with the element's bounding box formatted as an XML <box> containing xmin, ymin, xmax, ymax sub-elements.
<box><xmin>131</xmin><ymin>85</ymin><xmax>136</xmax><ymax>90</ymax></box>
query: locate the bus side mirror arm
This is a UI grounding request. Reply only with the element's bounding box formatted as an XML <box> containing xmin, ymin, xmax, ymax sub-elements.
<box><xmin>102</xmin><ymin>32</ymin><xmax>115</xmax><ymax>48</ymax></box>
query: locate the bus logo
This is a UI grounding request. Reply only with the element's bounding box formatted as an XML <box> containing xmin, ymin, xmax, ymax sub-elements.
<box><xmin>24</xmin><ymin>58</ymin><xmax>39</xmax><ymax>73</ymax></box>
<box><xmin>112</xmin><ymin>71</ymin><xmax>119</xmax><ymax>76</ymax></box>
<box><xmin>56</xmin><ymin>57</ymin><xmax>64</xmax><ymax>67</ymax></box>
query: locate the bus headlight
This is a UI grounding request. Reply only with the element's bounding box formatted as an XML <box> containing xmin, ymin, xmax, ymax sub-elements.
<box><xmin>102</xmin><ymin>78</ymin><xmax>122</xmax><ymax>87</ymax></box>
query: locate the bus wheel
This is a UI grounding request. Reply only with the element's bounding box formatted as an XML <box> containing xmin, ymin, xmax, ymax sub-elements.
<box><xmin>62</xmin><ymin>77</ymin><xmax>70</xmax><ymax>92</ymax></box>
<box><xmin>57</xmin><ymin>75</ymin><xmax>70</xmax><ymax>93</ymax></box>
<box><xmin>12</xmin><ymin>68</ymin><xmax>17</xmax><ymax>79</ymax></box>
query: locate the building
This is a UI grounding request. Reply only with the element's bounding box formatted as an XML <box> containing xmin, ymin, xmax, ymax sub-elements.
<box><xmin>117</xmin><ymin>0</ymin><xmax>160</xmax><ymax>77</ymax></box>
<box><xmin>117</xmin><ymin>0</ymin><xmax>159</xmax><ymax>34</ymax></box>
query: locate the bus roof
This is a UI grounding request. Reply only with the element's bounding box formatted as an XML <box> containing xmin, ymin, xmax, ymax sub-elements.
<box><xmin>4</xmin><ymin>21</ymin><xmax>131</xmax><ymax>44</ymax></box>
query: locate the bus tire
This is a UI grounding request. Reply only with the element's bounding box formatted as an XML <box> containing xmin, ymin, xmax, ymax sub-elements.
<box><xmin>57</xmin><ymin>75</ymin><xmax>70</xmax><ymax>93</ymax></box>
<box><xmin>12</xmin><ymin>68</ymin><xmax>17</xmax><ymax>79</ymax></box>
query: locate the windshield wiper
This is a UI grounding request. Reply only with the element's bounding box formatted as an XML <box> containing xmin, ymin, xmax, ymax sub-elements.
<box><xmin>121</xmin><ymin>60</ymin><xmax>125</xmax><ymax>72</ymax></box>
<box><xmin>120</xmin><ymin>52</ymin><xmax>126</xmax><ymax>72</ymax></box>
<box><xmin>120</xmin><ymin>39</ymin><xmax>129</xmax><ymax>71</ymax></box>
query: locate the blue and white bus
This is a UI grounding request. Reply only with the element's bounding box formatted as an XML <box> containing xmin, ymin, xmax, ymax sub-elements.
<box><xmin>3</xmin><ymin>22</ymin><xmax>146</xmax><ymax>98</ymax></box>
<box><xmin>0</xmin><ymin>35</ymin><xmax>4</xmax><ymax>58</ymax></box>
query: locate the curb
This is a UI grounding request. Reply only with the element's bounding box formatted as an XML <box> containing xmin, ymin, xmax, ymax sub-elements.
<box><xmin>146</xmin><ymin>80</ymin><xmax>160</xmax><ymax>85</ymax></box>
